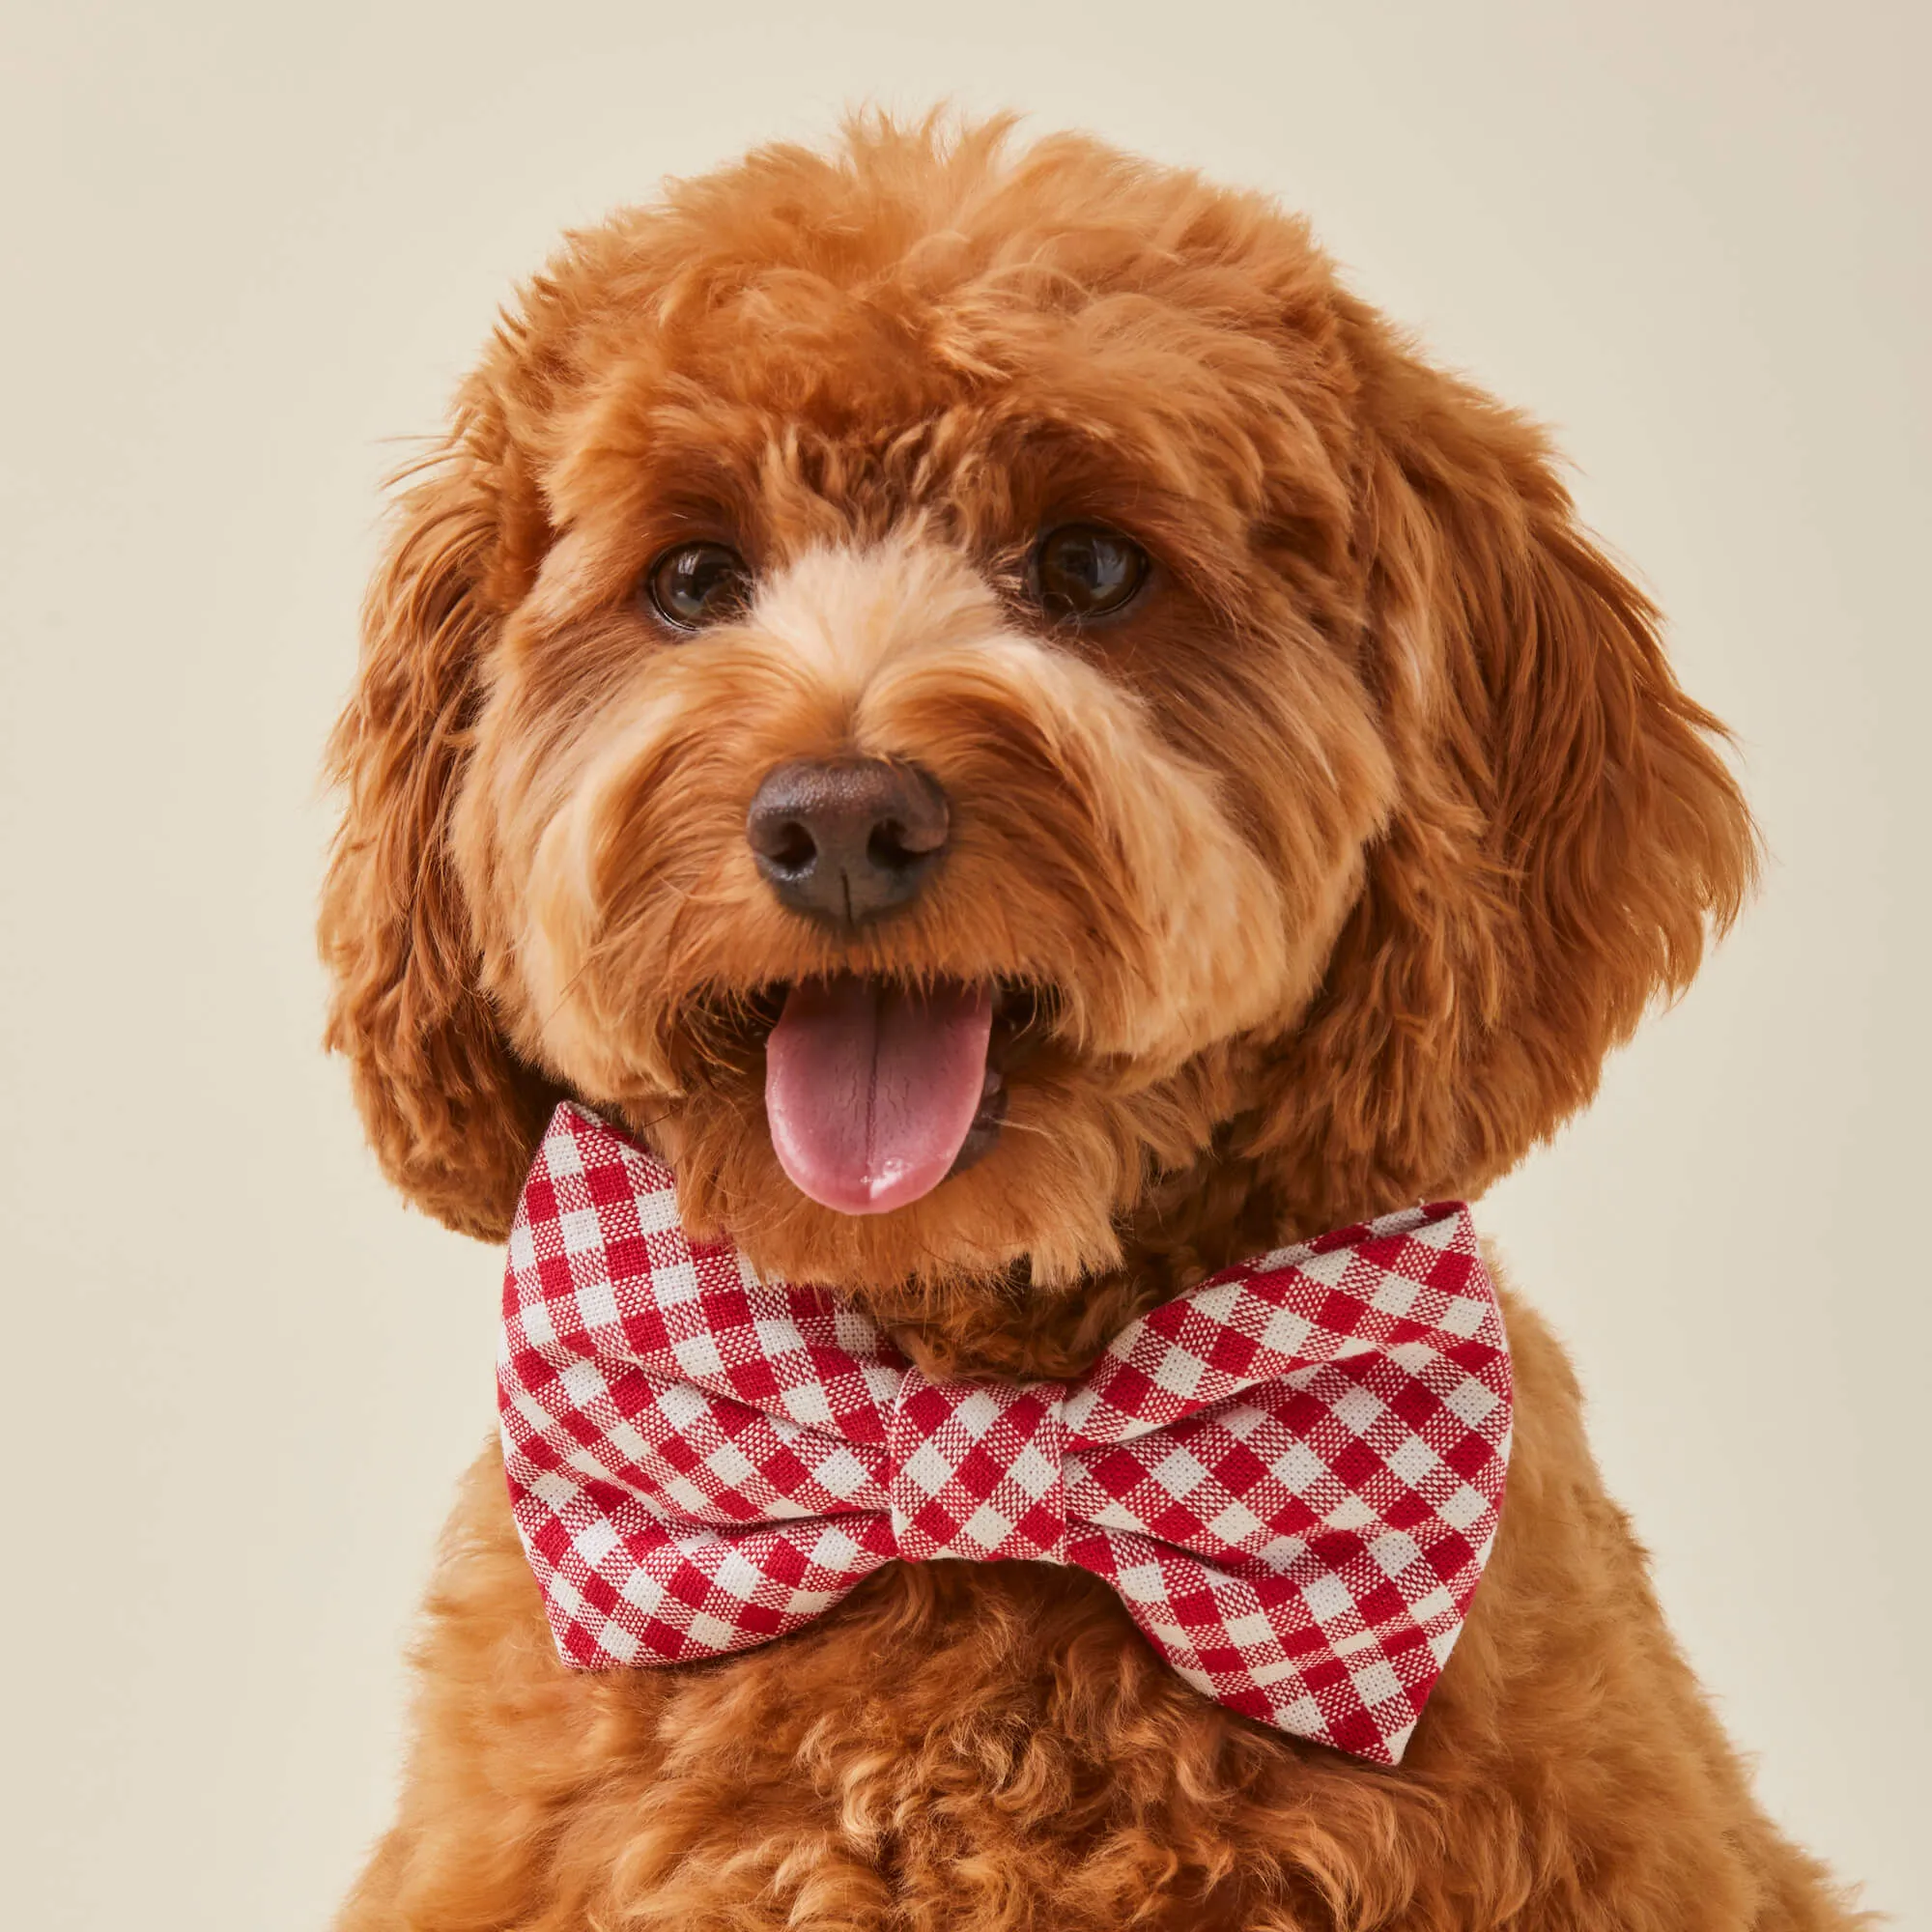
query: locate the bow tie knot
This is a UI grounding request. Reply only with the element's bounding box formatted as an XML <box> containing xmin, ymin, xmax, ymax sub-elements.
<box><xmin>886</xmin><ymin>1374</ymin><xmax>1069</xmax><ymax>1565</ymax></box>
<box><xmin>498</xmin><ymin>1104</ymin><xmax>1512</xmax><ymax>1766</ymax></box>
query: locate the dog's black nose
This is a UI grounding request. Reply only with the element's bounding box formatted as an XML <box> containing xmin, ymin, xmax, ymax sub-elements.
<box><xmin>746</xmin><ymin>758</ymin><xmax>950</xmax><ymax>926</ymax></box>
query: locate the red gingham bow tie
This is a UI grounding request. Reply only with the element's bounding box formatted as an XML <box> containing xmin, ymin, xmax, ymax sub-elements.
<box><xmin>498</xmin><ymin>1103</ymin><xmax>1512</xmax><ymax>1764</ymax></box>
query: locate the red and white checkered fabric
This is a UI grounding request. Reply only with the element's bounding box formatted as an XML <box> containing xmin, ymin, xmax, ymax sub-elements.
<box><xmin>498</xmin><ymin>1103</ymin><xmax>1512</xmax><ymax>1764</ymax></box>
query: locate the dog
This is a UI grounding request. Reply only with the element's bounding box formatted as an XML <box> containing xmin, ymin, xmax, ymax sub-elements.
<box><xmin>321</xmin><ymin>115</ymin><xmax>1861</xmax><ymax>1931</ymax></box>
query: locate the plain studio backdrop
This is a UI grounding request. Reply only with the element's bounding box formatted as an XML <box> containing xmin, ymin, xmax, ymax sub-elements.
<box><xmin>3</xmin><ymin>1</ymin><xmax>1926</xmax><ymax>1925</ymax></box>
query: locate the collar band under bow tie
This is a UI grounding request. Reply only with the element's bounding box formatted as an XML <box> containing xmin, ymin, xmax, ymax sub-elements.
<box><xmin>497</xmin><ymin>1103</ymin><xmax>1512</xmax><ymax>1765</ymax></box>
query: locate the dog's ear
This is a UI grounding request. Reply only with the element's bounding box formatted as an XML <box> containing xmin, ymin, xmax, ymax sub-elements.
<box><xmin>319</xmin><ymin>387</ymin><xmax>555</xmax><ymax>1239</ymax></box>
<box><xmin>1256</xmin><ymin>328</ymin><xmax>1759</xmax><ymax>1219</ymax></box>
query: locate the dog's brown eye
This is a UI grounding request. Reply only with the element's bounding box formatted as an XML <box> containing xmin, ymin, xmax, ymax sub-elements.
<box><xmin>645</xmin><ymin>542</ymin><xmax>753</xmax><ymax>631</ymax></box>
<box><xmin>1032</xmin><ymin>525</ymin><xmax>1148</xmax><ymax>621</ymax></box>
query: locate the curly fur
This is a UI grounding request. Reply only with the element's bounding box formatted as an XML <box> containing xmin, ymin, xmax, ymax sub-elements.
<box><xmin>321</xmin><ymin>115</ymin><xmax>1862</xmax><ymax>1929</ymax></box>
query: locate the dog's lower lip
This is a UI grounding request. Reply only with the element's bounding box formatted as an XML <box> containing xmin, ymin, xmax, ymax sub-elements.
<box><xmin>946</xmin><ymin>1071</ymin><xmax>1009</xmax><ymax>1179</ymax></box>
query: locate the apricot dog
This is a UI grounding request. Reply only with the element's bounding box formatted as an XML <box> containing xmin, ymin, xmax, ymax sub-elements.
<box><xmin>322</xmin><ymin>117</ymin><xmax>1860</xmax><ymax>1930</ymax></box>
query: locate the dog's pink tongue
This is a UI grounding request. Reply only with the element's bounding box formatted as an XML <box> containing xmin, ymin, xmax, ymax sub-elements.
<box><xmin>765</xmin><ymin>976</ymin><xmax>993</xmax><ymax>1215</ymax></box>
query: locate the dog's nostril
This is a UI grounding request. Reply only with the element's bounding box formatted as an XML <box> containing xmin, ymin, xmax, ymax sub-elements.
<box><xmin>746</xmin><ymin>758</ymin><xmax>951</xmax><ymax>927</ymax></box>
<box><xmin>765</xmin><ymin>820</ymin><xmax>817</xmax><ymax>875</ymax></box>
<box><xmin>867</xmin><ymin>819</ymin><xmax>919</xmax><ymax>871</ymax></box>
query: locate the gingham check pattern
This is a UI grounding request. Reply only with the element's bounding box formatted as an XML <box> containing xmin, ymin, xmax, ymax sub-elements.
<box><xmin>499</xmin><ymin>1102</ymin><xmax>1512</xmax><ymax>1764</ymax></box>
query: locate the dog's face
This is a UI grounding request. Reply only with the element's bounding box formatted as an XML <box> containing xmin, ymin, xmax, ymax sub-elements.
<box><xmin>323</xmin><ymin>121</ymin><xmax>1755</xmax><ymax>1298</ymax></box>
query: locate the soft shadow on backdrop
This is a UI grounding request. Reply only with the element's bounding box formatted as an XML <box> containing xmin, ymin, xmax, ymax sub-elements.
<box><xmin>3</xmin><ymin>2</ymin><xmax>1925</xmax><ymax>1925</ymax></box>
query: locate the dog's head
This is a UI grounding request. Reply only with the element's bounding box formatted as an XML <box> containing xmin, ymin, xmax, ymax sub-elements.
<box><xmin>321</xmin><ymin>118</ymin><xmax>1755</xmax><ymax>1297</ymax></box>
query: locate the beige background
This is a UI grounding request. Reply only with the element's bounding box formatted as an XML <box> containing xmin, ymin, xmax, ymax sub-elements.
<box><xmin>3</xmin><ymin>1</ymin><xmax>1927</xmax><ymax>1924</ymax></box>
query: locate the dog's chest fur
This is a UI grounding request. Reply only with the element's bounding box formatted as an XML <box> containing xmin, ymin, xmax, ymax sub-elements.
<box><xmin>336</xmin><ymin>1264</ymin><xmax>1854</xmax><ymax>1931</ymax></box>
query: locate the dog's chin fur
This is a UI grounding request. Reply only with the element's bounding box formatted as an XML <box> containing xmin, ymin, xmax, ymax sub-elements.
<box><xmin>320</xmin><ymin>116</ymin><xmax>1863</xmax><ymax>1929</ymax></box>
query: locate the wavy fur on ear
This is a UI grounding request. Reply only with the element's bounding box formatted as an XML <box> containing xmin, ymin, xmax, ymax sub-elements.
<box><xmin>1254</xmin><ymin>323</ymin><xmax>1760</xmax><ymax>1223</ymax></box>
<box><xmin>319</xmin><ymin>399</ymin><xmax>555</xmax><ymax>1239</ymax></box>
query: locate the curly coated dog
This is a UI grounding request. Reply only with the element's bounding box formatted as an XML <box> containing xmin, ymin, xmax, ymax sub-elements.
<box><xmin>321</xmin><ymin>115</ymin><xmax>1861</xmax><ymax>1931</ymax></box>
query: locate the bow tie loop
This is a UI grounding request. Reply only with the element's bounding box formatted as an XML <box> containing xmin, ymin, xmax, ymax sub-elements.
<box><xmin>886</xmin><ymin>1374</ymin><xmax>1070</xmax><ymax>1566</ymax></box>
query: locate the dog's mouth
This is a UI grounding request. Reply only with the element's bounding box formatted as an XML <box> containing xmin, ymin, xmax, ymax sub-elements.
<box><xmin>751</xmin><ymin>975</ymin><xmax>1047</xmax><ymax>1216</ymax></box>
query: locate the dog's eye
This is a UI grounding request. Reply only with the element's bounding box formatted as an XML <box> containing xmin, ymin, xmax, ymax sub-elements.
<box><xmin>1032</xmin><ymin>526</ymin><xmax>1148</xmax><ymax>621</ymax></box>
<box><xmin>644</xmin><ymin>542</ymin><xmax>753</xmax><ymax>631</ymax></box>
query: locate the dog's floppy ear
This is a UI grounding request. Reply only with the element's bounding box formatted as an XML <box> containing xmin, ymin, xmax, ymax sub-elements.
<box><xmin>319</xmin><ymin>387</ymin><xmax>554</xmax><ymax>1239</ymax></box>
<box><xmin>1257</xmin><ymin>327</ymin><xmax>1759</xmax><ymax>1219</ymax></box>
